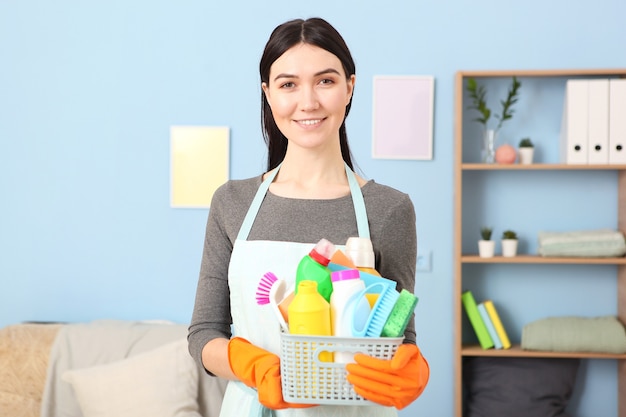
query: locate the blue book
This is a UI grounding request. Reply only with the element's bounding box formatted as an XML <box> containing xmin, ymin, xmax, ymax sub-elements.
<box><xmin>478</xmin><ymin>302</ymin><xmax>503</xmax><ymax>349</ymax></box>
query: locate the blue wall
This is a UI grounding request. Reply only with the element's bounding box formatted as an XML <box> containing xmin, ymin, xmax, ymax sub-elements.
<box><xmin>1</xmin><ymin>1</ymin><xmax>625</xmax><ymax>416</ymax></box>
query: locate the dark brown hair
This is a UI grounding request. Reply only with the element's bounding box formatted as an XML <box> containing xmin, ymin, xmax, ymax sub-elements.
<box><xmin>259</xmin><ymin>18</ymin><xmax>356</xmax><ymax>171</ymax></box>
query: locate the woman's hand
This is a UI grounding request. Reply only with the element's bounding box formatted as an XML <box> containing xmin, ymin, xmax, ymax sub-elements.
<box><xmin>228</xmin><ymin>337</ymin><xmax>316</xmax><ymax>410</ymax></box>
<box><xmin>346</xmin><ymin>343</ymin><xmax>429</xmax><ymax>409</ymax></box>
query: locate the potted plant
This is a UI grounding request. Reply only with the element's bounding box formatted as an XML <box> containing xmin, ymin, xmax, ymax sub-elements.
<box><xmin>501</xmin><ymin>230</ymin><xmax>518</xmax><ymax>257</ymax></box>
<box><xmin>518</xmin><ymin>137</ymin><xmax>534</xmax><ymax>164</ymax></box>
<box><xmin>466</xmin><ymin>77</ymin><xmax>521</xmax><ymax>163</ymax></box>
<box><xmin>478</xmin><ymin>227</ymin><xmax>495</xmax><ymax>258</ymax></box>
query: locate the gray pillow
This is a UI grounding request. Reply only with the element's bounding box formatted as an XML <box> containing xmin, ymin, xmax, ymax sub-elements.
<box><xmin>463</xmin><ymin>357</ymin><xmax>580</xmax><ymax>417</ymax></box>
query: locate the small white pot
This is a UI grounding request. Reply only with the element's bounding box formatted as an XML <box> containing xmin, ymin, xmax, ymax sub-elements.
<box><xmin>501</xmin><ymin>239</ymin><xmax>518</xmax><ymax>257</ymax></box>
<box><xmin>478</xmin><ymin>240</ymin><xmax>495</xmax><ymax>258</ymax></box>
<box><xmin>518</xmin><ymin>147</ymin><xmax>534</xmax><ymax>164</ymax></box>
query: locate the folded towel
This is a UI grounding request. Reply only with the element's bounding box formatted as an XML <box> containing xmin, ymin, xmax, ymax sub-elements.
<box><xmin>522</xmin><ymin>316</ymin><xmax>626</xmax><ymax>354</ymax></box>
<box><xmin>538</xmin><ymin>229</ymin><xmax>626</xmax><ymax>257</ymax></box>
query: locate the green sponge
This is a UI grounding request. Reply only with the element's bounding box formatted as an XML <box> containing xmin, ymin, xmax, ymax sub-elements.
<box><xmin>381</xmin><ymin>289</ymin><xmax>418</xmax><ymax>337</ymax></box>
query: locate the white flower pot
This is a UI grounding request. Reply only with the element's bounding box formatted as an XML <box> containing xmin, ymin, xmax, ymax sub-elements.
<box><xmin>518</xmin><ymin>147</ymin><xmax>534</xmax><ymax>164</ymax></box>
<box><xmin>478</xmin><ymin>240</ymin><xmax>495</xmax><ymax>258</ymax></box>
<box><xmin>501</xmin><ymin>239</ymin><xmax>518</xmax><ymax>257</ymax></box>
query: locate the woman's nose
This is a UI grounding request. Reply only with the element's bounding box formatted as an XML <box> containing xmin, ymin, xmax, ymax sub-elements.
<box><xmin>299</xmin><ymin>86</ymin><xmax>319</xmax><ymax>111</ymax></box>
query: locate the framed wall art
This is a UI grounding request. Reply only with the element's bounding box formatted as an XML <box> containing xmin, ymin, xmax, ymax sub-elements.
<box><xmin>372</xmin><ymin>75</ymin><xmax>435</xmax><ymax>160</ymax></box>
<box><xmin>170</xmin><ymin>125</ymin><xmax>229</xmax><ymax>208</ymax></box>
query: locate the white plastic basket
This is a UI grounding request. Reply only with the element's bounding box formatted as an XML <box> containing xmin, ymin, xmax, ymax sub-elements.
<box><xmin>280</xmin><ymin>333</ymin><xmax>403</xmax><ymax>405</ymax></box>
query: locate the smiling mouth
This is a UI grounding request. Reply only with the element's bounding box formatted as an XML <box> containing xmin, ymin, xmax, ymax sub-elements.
<box><xmin>297</xmin><ymin>119</ymin><xmax>324</xmax><ymax>126</ymax></box>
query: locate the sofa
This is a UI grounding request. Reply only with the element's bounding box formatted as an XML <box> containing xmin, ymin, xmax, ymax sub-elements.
<box><xmin>0</xmin><ymin>320</ymin><xmax>228</xmax><ymax>417</ymax></box>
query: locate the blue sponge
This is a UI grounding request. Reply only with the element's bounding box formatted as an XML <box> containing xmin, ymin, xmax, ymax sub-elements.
<box><xmin>381</xmin><ymin>289</ymin><xmax>418</xmax><ymax>338</ymax></box>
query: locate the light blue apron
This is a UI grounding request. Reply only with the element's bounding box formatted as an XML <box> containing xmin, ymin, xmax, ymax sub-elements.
<box><xmin>218</xmin><ymin>163</ymin><xmax>397</xmax><ymax>417</ymax></box>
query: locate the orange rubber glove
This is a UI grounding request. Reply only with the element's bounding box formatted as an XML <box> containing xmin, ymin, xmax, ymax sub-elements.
<box><xmin>227</xmin><ymin>337</ymin><xmax>315</xmax><ymax>410</ymax></box>
<box><xmin>345</xmin><ymin>343</ymin><xmax>429</xmax><ymax>409</ymax></box>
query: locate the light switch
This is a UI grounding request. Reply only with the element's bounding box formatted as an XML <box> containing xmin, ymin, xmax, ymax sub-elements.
<box><xmin>416</xmin><ymin>250</ymin><xmax>432</xmax><ymax>272</ymax></box>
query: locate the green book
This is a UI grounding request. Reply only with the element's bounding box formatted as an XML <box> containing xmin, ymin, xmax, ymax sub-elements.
<box><xmin>461</xmin><ymin>290</ymin><xmax>494</xmax><ymax>349</ymax></box>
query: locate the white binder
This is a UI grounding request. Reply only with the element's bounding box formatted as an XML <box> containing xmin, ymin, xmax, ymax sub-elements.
<box><xmin>587</xmin><ymin>79</ymin><xmax>610</xmax><ymax>164</ymax></box>
<box><xmin>609</xmin><ymin>79</ymin><xmax>626</xmax><ymax>164</ymax></box>
<box><xmin>561</xmin><ymin>80</ymin><xmax>588</xmax><ymax>164</ymax></box>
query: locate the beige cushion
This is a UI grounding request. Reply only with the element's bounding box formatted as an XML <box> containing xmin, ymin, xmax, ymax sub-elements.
<box><xmin>62</xmin><ymin>338</ymin><xmax>201</xmax><ymax>417</ymax></box>
<box><xmin>0</xmin><ymin>323</ymin><xmax>61</xmax><ymax>417</ymax></box>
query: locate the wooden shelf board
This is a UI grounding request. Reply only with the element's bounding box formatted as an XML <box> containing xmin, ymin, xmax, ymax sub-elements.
<box><xmin>461</xmin><ymin>255</ymin><xmax>626</xmax><ymax>264</ymax></box>
<box><xmin>462</xmin><ymin>344</ymin><xmax>626</xmax><ymax>359</ymax></box>
<box><xmin>457</xmin><ymin>69</ymin><xmax>626</xmax><ymax>78</ymax></box>
<box><xmin>461</xmin><ymin>163</ymin><xmax>626</xmax><ymax>171</ymax></box>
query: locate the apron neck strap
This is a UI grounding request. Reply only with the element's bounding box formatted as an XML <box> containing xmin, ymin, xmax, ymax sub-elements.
<box><xmin>236</xmin><ymin>162</ymin><xmax>370</xmax><ymax>241</ymax></box>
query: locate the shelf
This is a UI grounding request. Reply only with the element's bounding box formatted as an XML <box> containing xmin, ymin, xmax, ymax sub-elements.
<box><xmin>461</xmin><ymin>255</ymin><xmax>626</xmax><ymax>264</ymax></box>
<box><xmin>457</xmin><ymin>68</ymin><xmax>626</xmax><ymax>78</ymax></box>
<box><xmin>462</xmin><ymin>163</ymin><xmax>626</xmax><ymax>170</ymax></box>
<box><xmin>462</xmin><ymin>344</ymin><xmax>626</xmax><ymax>359</ymax></box>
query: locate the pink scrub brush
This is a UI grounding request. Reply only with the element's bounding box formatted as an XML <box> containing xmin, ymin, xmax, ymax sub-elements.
<box><xmin>256</xmin><ymin>271</ymin><xmax>279</xmax><ymax>305</ymax></box>
<box><xmin>256</xmin><ymin>271</ymin><xmax>291</xmax><ymax>331</ymax></box>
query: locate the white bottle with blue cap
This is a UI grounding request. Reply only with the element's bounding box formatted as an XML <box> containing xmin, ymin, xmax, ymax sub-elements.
<box><xmin>329</xmin><ymin>268</ymin><xmax>370</xmax><ymax>363</ymax></box>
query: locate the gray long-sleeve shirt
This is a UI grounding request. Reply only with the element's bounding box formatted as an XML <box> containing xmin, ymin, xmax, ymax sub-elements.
<box><xmin>188</xmin><ymin>175</ymin><xmax>418</xmax><ymax>369</ymax></box>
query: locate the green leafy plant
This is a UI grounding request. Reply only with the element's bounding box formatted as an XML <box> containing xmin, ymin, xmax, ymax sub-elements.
<box><xmin>466</xmin><ymin>79</ymin><xmax>490</xmax><ymax>125</ymax></box>
<box><xmin>502</xmin><ymin>230</ymin><xmax>517</xmax><ymax>240</ymax></box>
<box><xmin>480</xmin><ymin>227</ymin><xmax>493</xmax><ymax>241</ymax></box>
<box><xmin>519</xmin><ymin>137</ymin><xmax>533</xmax><ymax>148</ymax></box>
<box><xmin>466</xmin><ymin>76</ymin><xmax>521</xmax><ymax>131</ymax></box>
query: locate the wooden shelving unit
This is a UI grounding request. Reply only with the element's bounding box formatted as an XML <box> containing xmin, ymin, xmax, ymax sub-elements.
<box><xmin>454</xmin><ymin>69</ymin><xmax>626</xmax><ymax>417</ymax></box>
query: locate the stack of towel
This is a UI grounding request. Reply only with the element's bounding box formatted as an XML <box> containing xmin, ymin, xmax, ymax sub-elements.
<box><xmin>538</xmin><ymin>229</ymin><xmax>626</xmax><ymax>257</ymax></box>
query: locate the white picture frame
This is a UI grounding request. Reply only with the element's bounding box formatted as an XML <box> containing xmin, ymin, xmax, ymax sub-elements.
<box><xmin>372</xmin><ymin>75</ymin><xmax>435</xmax><ymax>160</ymax></box>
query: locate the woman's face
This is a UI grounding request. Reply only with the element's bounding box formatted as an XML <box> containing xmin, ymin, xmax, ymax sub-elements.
<box><xmin>262</xmin><ymin>43</ymin><xmax>355</xmax><ymax>152</ymax></box>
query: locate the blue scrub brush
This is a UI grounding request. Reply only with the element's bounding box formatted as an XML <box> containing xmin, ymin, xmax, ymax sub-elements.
<box><xmin>352</xmin><ymin>282</ymin><xmax>400</xmax><ymax>338</ymax></box>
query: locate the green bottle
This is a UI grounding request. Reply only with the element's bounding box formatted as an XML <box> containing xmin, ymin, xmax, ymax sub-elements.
<box><xmin>295</xmin><ymin>239</ymin><xmax>334</xmax><ymax>302</ymax></box>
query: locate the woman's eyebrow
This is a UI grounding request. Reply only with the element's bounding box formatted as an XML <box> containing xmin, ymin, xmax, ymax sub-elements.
<box><xmin>273</xmin><ymin>68</ymin><xmax>341</xmax><ymax>83</ymax></box>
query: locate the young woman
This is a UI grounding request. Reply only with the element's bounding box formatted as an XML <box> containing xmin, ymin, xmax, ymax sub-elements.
<box><xmin>188</xmin><ymin>17</ymin><xmax>429</xmax><ymax>417</ymax></box>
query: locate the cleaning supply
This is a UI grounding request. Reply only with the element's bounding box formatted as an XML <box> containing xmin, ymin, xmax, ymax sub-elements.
<box><xmin>329</xmin><ymin>269</ymin><xmax>370</xmax><ymax>362</ymax></box>
<box><xmin>288</xmin><ymin>280</ymin><xmax>332</xmax><ymax>362</ymax></box>
<box><xmin>326</xmin><ymin>263</ymin><xmax>398</xmax><ymax>307</ymax></box>
<box><xmin>352</xmin><ymin>282</ymin><xmax>400</xmax><ymax>338</ymax></box>
<box><xmin>345</xmin><ymin>237</ymin><xmax>382</xmax><ymax>307</ymax></box>
<box><xmin>325</xmin><ymin>267</ymin><xmax>388</xmax><ymax>308</ymax></box>
<box><xmin>381</xmin><ymin>289</ymin><xmax>419</xmax><ymax>337</ymax></box>
<box><xmin>329</xmin><ymin>248</ymin><xmax>356</xmax><ymax>269</ymax></box>
<box><xmin>255</xmin><ymin>272</ymin><xmax>289</xmax><ymax>331</ymax></box>
<box><xmin>277</xmin><ymin>285</ymin><xmax>295</xmax><ymax>324</ymax></box>
<box><xmin>295</xmin><ymin>239</ymin><xmax>334</xmax><ymax>302</ymax></box>
<box><xmin>255</xmin><ymin>271</ymin><xmax>281</xmax><ymax>305</ymax></box>
<box><xmin>345</xmin><ymin>343</ymin><xmax>430</xmax><ymax>410</ymax></box>
<box><xmin>345</xmin><ymin>237</ymin><xmax>381</xmax><ymax>277</ymax></box>
<box><xmin>227</xmin><ymin>337</ymin><xmax>315</xmax><ymax>410</ymax></box>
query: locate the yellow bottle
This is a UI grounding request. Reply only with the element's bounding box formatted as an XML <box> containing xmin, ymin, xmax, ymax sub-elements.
<box><xmin>288</xmin><ymin>280</ymin><xmax>333</xmax><ymax>362</ymax></box>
